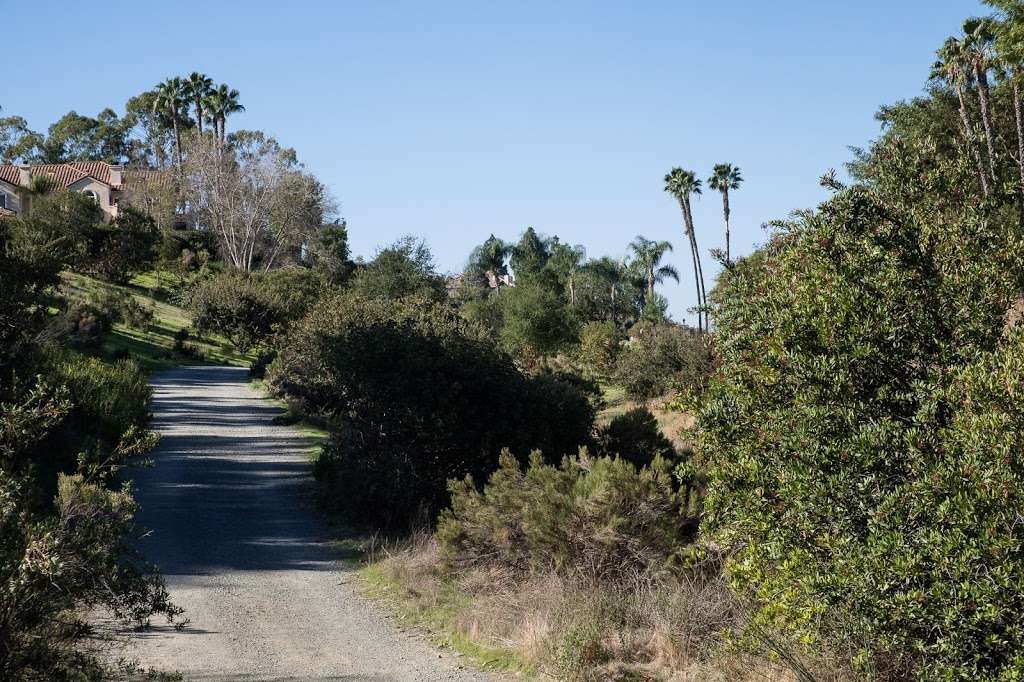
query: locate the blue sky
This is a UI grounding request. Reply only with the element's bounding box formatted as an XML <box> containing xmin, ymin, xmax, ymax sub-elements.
<box><xmin>4</xmin><ymin>1</ymin><xmax>984</xmax><ymax>323</ymax></box>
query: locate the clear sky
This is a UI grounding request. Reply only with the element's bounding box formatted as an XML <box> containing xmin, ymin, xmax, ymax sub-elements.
<box><xmin>4</xmin><ymin>0</ymin><xmax>984</xmax><ymax>323</ymax></box>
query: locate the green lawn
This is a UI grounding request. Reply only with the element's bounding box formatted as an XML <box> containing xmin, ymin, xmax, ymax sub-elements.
<box><xmin>61</xmin><ymin>271</ymin><xmax>253</xmax><ymax>373</ymax></box>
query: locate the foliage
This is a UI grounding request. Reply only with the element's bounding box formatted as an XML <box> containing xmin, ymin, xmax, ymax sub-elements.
<box><xmin>576</xmin><ymin>321</ymin><xmax>622</xmax><ymax>374</ymax></box>
<box><xmin>614</xmin><ymin>324</ymin><xmax>711</xmax><ymax>400</ymax></box>
<box><xmin>437</xmin><ymin>450</ymin><xmax>693</xmax><ymax>579</ymax></box>
<box><xmin>348</xmin><ymin>235</ymin><xmax>447</xmax><ymax>301</ymax></box>
<box><xmin>188</xmin><ymin>271</ymin><xmax>288</xmax><ymax>351</ymax></box>
<box><xmin>268</xmin><ymin>294</ymin><xmax>595</xmax><ymax>528</ymax></box>
<box><xmin>597</xmin><ymin>408</ymin><xmax>676</xmax><ymax>468</ymax></box>
<box><xmin>499</xmin><ymin>278</ymin><xmax>579</xmax><ymax>360</ymax></box>
<box><xmin>54</xmin><ymin>302</ymin><xmax>113</xmax><ymax>351</ymax></box>
<box><xmin>82</xmin><ymin>206</ymin><xmax>159</xmax><ymax>283</ymax></box>
<box><xmin>698</xmin><ymin>169</ymin><xmax>1024</xmax><ymax>679</ymax></box>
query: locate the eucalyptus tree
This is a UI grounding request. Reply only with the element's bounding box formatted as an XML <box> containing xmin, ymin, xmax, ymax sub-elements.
<box><xmin>547</xmin><ymin>240</ymin><xmax>587</xmax><ymax>305</ymax></box>
<box><xmin>989</xmin><ymin>4</ymin><xmax>1024</xmax><ymax>206</ymax></box>
<box><xmin>964</xmin><ymin>17</ymin><xmax>1000</xmax><ymax>182</ymax></box>
<box><xmin>510</xmin><ymin>226</ymin><xmax>549</xmax><ymax>281</ymax></box>
<box><xmin>204</xmin><ymin>84</ymin><xmax>244</xmax><ymax>144</ymax></box>
<box><xmin>153</xmin><ymin>77</ymin><xmax>188</xmax><ymax>166</ymax></box>
<box><xmin>933</xmin><ymin>37</ymin><xmax>991</xmax><ymax>194</ymax></box>
<box><xmin>186</xmin><ymin>72</ymin><xmax>214</xmax><ymax>135</ymax></box>
<box><xmin>664</xmin><ymin>167</ymin><xmax>708</xmax><ymax>332</ymax></box>
<box><xmin>708</xmin><ymin>163</ymin><xmax>743</xmax><ymax>264</ymax></box>
<box><xmin>584</xmin><ymin>256</ymin><xmax>632</xmax><ymax>326</ymax></box>
<box><xmin>627</xmin><ymin>235</ymin><xmax>678</xmax><ymax>306</ymax></box>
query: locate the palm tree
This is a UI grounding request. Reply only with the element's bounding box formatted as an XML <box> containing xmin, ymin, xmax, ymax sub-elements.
<box><xmin>204</xmin><ymin>84</ymin><xmax>245</xmax><ymax>144</ymax></box>
<box><xmin>468</xmin><ymin>234</ymin><xmax>511</xmax><ymax>290</ymax></box>
<box><xmin>664</xmin><ymin>168</ymin><xmax>707</xmax><ymax>332</ymax></box>
<box><xmin>627</xmin><ymin>236</ymin><xmax>678</xmax><ymax>306</ymax></box>
<box><xmin>934</xmin><ymin>37</ymin><xmax>991</xmax><ymax>195</ymax></box>
<box><xmin>708</xmin><ymin>163</ymin><xmax>742</xmax><ymax>264</ymax></box>
<box><xmin>153</xmin><ymin>77</ymin><xmax>188</xmax><ymax>166</ymax></box>
<box><xmin>964</xmin><ymin>17</ymin><xmax>1000</xmax><ymax>183</ymax></box>
<box><xmin>186</xmin><ymin>72</ymin><xmax>214</xmax><ymax>135</ymax></box>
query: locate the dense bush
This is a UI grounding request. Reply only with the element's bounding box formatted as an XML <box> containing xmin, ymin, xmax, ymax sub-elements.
<box><xmin>499</xmin><ymin>279</ymin><xmax>579</xmax><ymax>361</ymax></box>
<box><xmin>54</xmin><ymin>302</ymin><xmax>113</xmax><ymax>350</ymax></box>
<box><xmin>189</xmin><ymin>271</ymin><xmax>288</xmax><ymax>351</ymax></box>
<box><xmin>348</xmin><ymin>235</ymin><xmax>447</xmax><ymax>302</ymax></box>
<box><xmin>268</xmin><ymin>294</ymin><xmax>595</xmax><ymax>528</ymax></box>
<box><xmin>698</xmin><ymin>174</ymin><xmax>1024</xmax><ymax>679</ymax></box>
<box><xmin>437</xmin><ymin>450</ymin><xmax>693</xmax><ymax>579</ymax></box>
<box><xmin>597</xmin><ymin>408</ymin><xmax>675</xmax><ymax>468</ymax></box>
<box><xmin>576</xmin><ymin>320</ymin><xmax>621</xmax><ymax>375</ymax></box>
<box><xmin>82</xmin><ymin>206</ymin><xmax>159</xmax><ymax>283</ymax></box>
<box><xmin>614</xmin><ymin>324</ymin><xmax>711</xmax><ymax>400</ymax></box>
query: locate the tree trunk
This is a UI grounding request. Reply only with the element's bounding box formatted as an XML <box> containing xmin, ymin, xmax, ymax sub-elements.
<box><xmin>721</xmin><ymin>190</ymin><xmax>732</xmax><ymax>264</ymax></box>
<box><xmin>958</xmin><ymin>85</ymin><xmax>991</xmax><ymax>195</ymax></box>
<box><xmin>172</xmin><ymin>117</ymin><xmax>183</xmax><ymax>167</ymax></box>
<box><xmin>679</xmin><ymin>201</ymin><xmax>703</xmax><ymax>333</ymax></box>
<box><xmin>686</xmin><ymin>198</ymin><xmax>709</xmax><ymax>331</ymax></box>
<box><xmin>1013</xmin><ymin>72</ymin><xmax>1024</xmax><ymax>223</ymax></box>
<box><xmin>195</xmin><ymin>99</ymin><xmax>203</xmax><ymax>134</ymax></box>
<box><xmin>976</xmin><ymin>65</ymin><xmax>999</xmax><ymax>184</ymax></box>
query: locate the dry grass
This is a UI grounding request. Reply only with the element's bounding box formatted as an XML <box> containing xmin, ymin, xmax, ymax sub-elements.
<box><xmin>362</xmin><ymin>534</ymin><xmax>856</xmax><ymax>682</ymax></box>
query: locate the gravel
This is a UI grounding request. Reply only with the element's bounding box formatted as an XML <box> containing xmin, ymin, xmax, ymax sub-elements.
<box><xmin>110</xmin><ymin>365</ymin><xmax>496</xmax><ymax>681</ymax></box>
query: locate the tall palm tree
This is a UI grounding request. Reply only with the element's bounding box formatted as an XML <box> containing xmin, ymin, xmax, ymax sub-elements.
<box><xmin>664</xmin><ymin>168</ymin><xmax>707</xmax><ymax>332</ymax></box>
<box><xmin>964</xmin><ymin>17</ymin><xmax>1000</xmax><ymax>184</ymax></box>
<box><xmin>153</xmin><ymin>77</ymin><xmax>188</xmax><ymax>166</ymax></box>
<box><xmin>186</xmin><ymin>72</ymin><xmax>214</xmax><ymax>135</ymax></box>
<box><xmin>204</xmin><ymin>84</ymin><xmax>245</xmax><ymax>144</ymax></box>
<box><xmin>627</xmin><ymin>236</ymin><xmax>678</xmax><ymax>306</ymax></box>
<box><xmin>934</xmin><ymin>37</ymin><xmax>991</xmax><ymax>195</ymax></box>
<box><xmin>708</xmin><ymin>163</ymin><xmax>743</xmax><ymax>264</ymax></box>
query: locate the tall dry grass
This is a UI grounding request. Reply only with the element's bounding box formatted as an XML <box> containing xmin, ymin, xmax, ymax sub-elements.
<box><xmin>369</xmin><ymin>533</ymin><xmax>857</xmax><ymax>682</ymax></box>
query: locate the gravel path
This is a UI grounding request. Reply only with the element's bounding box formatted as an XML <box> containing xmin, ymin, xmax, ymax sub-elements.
<box><xmin>113</xmin><ymin>365</ymin><xmax>494</xmax><ymax>681</ymax></box>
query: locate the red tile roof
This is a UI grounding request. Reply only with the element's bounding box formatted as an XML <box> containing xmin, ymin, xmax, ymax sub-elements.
<box><xmin>0</xmin><ymin>166</ymin><xmax>21</xmax><ymax>186</ymax></box>
<box><xmin>67</xmin><ymin>161</ymin><xmax>113</xmax><ymax>185</ymax></box>
<box><xmin>31</xmin><ymin>164</ymin><xmax>89</xmax><ymax>188</ymax></box>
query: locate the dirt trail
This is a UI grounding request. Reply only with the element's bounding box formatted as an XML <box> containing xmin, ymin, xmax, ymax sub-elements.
<box><xmin>112</xmin><ymin>365</ymin><xmax>491</xmax><ymax>681</ymax></box>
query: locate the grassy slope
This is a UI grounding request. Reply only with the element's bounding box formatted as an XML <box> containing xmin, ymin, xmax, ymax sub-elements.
<box><xmin>597</xmin><ymin>382</ymin><xmax>694</xmax><ymax>451</ymax></box>
<box><xmin>62</xmin><ymin>271</ymin><xmax>253</xmax><ymax>373</ymax></box>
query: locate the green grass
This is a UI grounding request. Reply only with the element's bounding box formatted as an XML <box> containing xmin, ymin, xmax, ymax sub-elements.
<box><xmin>61</xmin><ymin>271</ymin><xmax>254</xmax><ymax>373</ymax></box>
<box><xmin>358</xmin><ymin>562</ymin><xmax>533</xmax><ymax>676</ymax></box>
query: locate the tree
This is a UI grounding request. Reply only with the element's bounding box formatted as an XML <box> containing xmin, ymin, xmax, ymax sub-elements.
<box><xmin>583</xmin><ymin>256</ymin><xmax>635</xmax><ymax>326</ymax></box>
<box><xmin>627</xmin><ymin>235</ymin><xmax>678</xmax><ymax>306</ymax></box>
<box><xmin>708</xmin><ymin>163</ymin><xmax>743</xmax><ymax>264</ymax></box>
<box><xmin>663</xmin><ymin>168</ymin><xmax>708</xmax><ymax>332</ymax></box>
<box><xmin>934</xmin><ymin>36</ymin><xmax>992</xmax><ymax>194</ymax></box>
<box><xmin>153</xmin><ymin>77</ymin><xmax>189</xmax><ymax>166</ymax></box>
<box><xmin>204</xmin><ymin>84</ymin><xmax>244</xmax><ymax>144</ymax></box>
<box><xmin>510</xmin><ymin>227</ymin><xmax>549</xmax><ymax>281</ymax></box>
<box><xmin>182</xmin><ymin>132</ymin><xmax>327</xmax><ymax>271</ymax></box>
<box><xmin>546</xmin><ymin>240</ymin><xmax>587</xmax><ymax>306</ymax></box>
<box><xmin>186</xmin><ymin>72</ymin><xmax>215</xmax><ymax>135</ymax></box>
<box><xmin>499</xmin><ymin>279</ymin><xmax>578</xmax><ymax>360</ymax></box>
<box><xmin>467</xmin><ymin>234</ymin><xmax>511</xmax><ymax>290</ymax></box>
<box><xmin>964</xmin><ymin>17</ymin><xmax>1000</xmax><ymax>183</ymax></box>
<box><xmin>349</xmin><ymin>235</ymin><xmax>446</xmax><ymax>301</ymax></box>
<box><xmin>988</xmin><ymin>3</ymin><xmax>1024</xmax><ymax>213</ymax></box>
<box><xmin>0</xmin><ymin>107</ymin><xmax>40</xmax><ymax>163</ymax></box>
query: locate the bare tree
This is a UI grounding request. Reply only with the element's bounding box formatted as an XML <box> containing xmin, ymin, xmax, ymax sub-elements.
<box><xmin>183</xmin><ymin>131</ymin><xmax>330</xmax><ymax>271</ymax></box>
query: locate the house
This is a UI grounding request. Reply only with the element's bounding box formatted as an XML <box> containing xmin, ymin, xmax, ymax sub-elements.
<box><xmin>0</xmin><ymin>161</ymin><xmax>131</xmax><ymax>222</ymax></box>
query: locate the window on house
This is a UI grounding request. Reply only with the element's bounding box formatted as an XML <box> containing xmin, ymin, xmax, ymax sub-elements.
<box><xmin>0</xmin><ymin>193</ymin><xmax>6</xmax><ymax>209</ymax></box>
<box><xmin>83</xmin><ymin>190</ymin><xmax>98</xmax><ymax>202</ymax></box>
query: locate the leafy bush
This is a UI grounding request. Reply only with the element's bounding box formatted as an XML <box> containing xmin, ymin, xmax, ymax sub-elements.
<box><xmin>268</xmin><ymin>294</ymin><xmax>595</xmax><ymax>528</ymax></box>
<box><xmin>55</xmin><ymin>302</ymin><xmax>113</xmax><ymax>351</ymax></box>
<box><xmin>499</xmin><ymin>279</ymin><xmax>579</xmax><ymax>361</ymax></box>
<box><xmin>437</xmin><ymin>450</ymin><xmax>693</xmax><ymax>579</ymax></box>
<box><xmin>189</xmin><ymin>271</ymin><xmax>288</xmax><ymax>351</ymax></box>
<box><xmin>698</xmin><ymin>180</ymin><xmax>1024</xmax><ymax>679</ymax></box>
<box><xmin>348</xmin><ymin>235</ymin><xmax>447</xmax><ymax>302</ymax></box>
<box><xmin>614</xmin><ymin>324</ymin><xmax>711</xmax><ymax>400</ymax></box>
<box><xmin>576</xmin><ymin>321</ymin><xmax>621</xmax><ymax>375</ymax></box>
<box><xmin>82</xmin><ymin>206</ymin><xmax>158</xmax><ymax>283</ymax></box>
<box><xmin>598</xmin><ymin>408</ymin><xmax>675</xmax><ymax>468</ymax></box>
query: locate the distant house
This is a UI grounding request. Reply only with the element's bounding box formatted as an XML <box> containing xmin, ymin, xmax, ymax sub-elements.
<box><xmin>0</xmin><ymin>161</ymin><xmax>158</xmax><ymax>223</ymax></box>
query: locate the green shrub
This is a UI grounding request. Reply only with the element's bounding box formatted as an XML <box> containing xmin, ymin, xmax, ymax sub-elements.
<box><xmin>437</xmin><ymin>450</ymin><xmax>692</xmax><ymax>579</ymax></box>
<box><xmin>189</xmin><ymin>271</ymin><xmax>288</xmax><ymax>351</ymax></box>
<box><xmin>698</xmin><ymin>180</ymin><xmax>1024</xmax><ymax>679</ymax></box>
<box><xmin>614</xmin><ymin>324</ymin><xmax>711</xmax><ymax>400</ymax></box>
<box><xmin>576</xmin><ymin>321</ymin><xmax>621</xmax><ymax>375</ymax></box>
<box><xmin>83</xmin><ymin>206</ymin><xmax>158</xmax><ymax>283</ymax></box>
<box><xmin>499</xmin><ymin>279</ymin><xmax>579</xmax><ymax>361</ymax></box>
<box><xmin>56</xmin><ymin>302</ymin><xmax>113</xmax><ymax>351</ymax></box>
<box><xmin>269</xmin><ymin>294</ymin><xmax>595</xmax><ymax>528</ymax></box>
<box><xmin>598</xmin><ymin>407</ymin><xmax>675</xmax><ymax>468</ymax></box>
